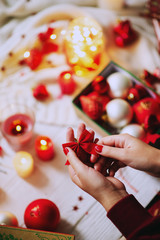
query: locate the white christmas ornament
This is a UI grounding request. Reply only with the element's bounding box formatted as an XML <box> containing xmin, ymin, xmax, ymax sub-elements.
<box><xmin>0</xmin><ymin>211</ymin><xmax>18</xmax><ymax>226</ymax></box>
<box><xmin>106</xmin><ymin>99</ymin><xmax>133</xmax><ymax>128</ymax></box>
<box><xmin>120</xmin><ymin>124</ymin><xmax>145</xmax><ymax>139</ymax></box>
<box><xmin>107</xmin><ymin>72</ymin><xmax>132</xmax><ymax>98</ymax></box>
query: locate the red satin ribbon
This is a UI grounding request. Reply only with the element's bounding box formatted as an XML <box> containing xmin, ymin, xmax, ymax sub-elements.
<box><xmin>62</xmin><ymin>129</ymin><xmax>97</xmax><ymax>165</ymax></box>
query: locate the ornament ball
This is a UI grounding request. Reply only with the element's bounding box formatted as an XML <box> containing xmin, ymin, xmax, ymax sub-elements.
<box><xmin>107</xmin><ymin>72</ymin><xmax>132</xmax><ymax>99</ymax></box>
<box><xmin>120</xmin><ymin>124</ymin><xmax>145</xmax><ymax>139</ymax></box>
<box><xmin>106</xmin><ymin>99</ymin><xmax>133</xmax><ymax>128</ymax></box>
<box><xmin>0</xmin><ymin>211</ymin><xmax>18</xmax><ymax>226</ymax></box>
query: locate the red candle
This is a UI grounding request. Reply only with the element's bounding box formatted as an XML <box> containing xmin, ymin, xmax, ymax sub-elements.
<box><xmin>58</xmin><ymin>71</ymin><xmax>76</xmax><ymax>95</ymax></box>
<box><xmin>35</xmin><ymin>136</ymin><xmax>54</xmax><ymax>161</ymax></box>
<box><xmin>1</xmin><ymin>113</ymin><xmax>34</xmax><ymax>150</ymax></box>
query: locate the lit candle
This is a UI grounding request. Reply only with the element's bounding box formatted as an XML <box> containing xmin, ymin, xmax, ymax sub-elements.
<box><xmin>13</xmin><ymin>151</ymin><xmax>34</xmax><ymax>178</ymax></box>
<box><xmin>58</xmin><ymin>71</ymin><xmax>76</xmax><ymax>95</ymax></box>
<box><xmin>64</xmin><ymin>17</ymin><xmax>104</xmax><ymax>76</ymax></box>
<box><xmin>1</xmin><ymin>104</ymin><xmax>35</xmax><ymax>151</ymax></box>
<box><xmin>35</xmin><ymin>136</ymin><xmax>54</xmax><ymax>161</ymax></box>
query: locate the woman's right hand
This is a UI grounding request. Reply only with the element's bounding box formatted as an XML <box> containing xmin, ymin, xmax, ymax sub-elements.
<box><xmin>92</xmin><ymin>134</ymin><xmax>160</xmax><ymax>178</ymax></box>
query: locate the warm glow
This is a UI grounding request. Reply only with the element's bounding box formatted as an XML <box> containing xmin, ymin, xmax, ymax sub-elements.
<box><xmin>64</xmin><ymin>16</ymin><xmax>104</xmax><ymax>75</ymax></box>
<box><xmin>40</xmin><ymin>139</ymin><xmax>47</xmax><ymax>146</ymax></box>
<box><xmin>21</xmin><ymin>157</ymin><xmax>27</xmax><ymax>164</ymax></box>
<box><xmin>24</xmin><ymin>51</ymin><xmax>30</xmax><ymax>58</ymax></box>
<box><xmin>40</xmin><ymin>139</ymin><xmax>48</xmax><ymax>150</ymax></box>
<box><xmin>16</xmin><ymin>125</ymin><xmax>22</xmax><ymax>132</ymax></box>
<box><xmin>61</xmin><ymin>30</ymin><xmax>66</xmax><ymax>35</ymax></box>
<box><xmin>90</xmin><ymin>46</ymin><xmax>97</xmax><ymax>51</ymax></box>
<box><xmin>64</xmin><ymin>73</ymin><xmax>71</xmax><ymax>80</ymax></box>
<box><xmin>13</xmin><ymin>151</ymin><xmax>34</xmax><ymax>178</ymax></box>
<box><xmin>50</xmin><ymin>34</ymin><xmax>57</xmax><ymax>40</ymax></box>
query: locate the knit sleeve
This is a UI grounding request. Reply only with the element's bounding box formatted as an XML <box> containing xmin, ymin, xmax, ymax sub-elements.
<box><xmin>107</xmin><ymin>194</ymin><xmax>160</xmax><ymax>239</ymax></box>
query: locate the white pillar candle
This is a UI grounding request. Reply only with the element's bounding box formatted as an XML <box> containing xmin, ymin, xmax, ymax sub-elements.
<box><xmin>13</xmin><ymin>151</ymin><xmax>34</xmax><ymax>178</ymax></box>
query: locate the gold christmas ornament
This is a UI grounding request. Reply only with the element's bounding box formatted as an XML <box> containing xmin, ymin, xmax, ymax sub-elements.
<box><xmin>106</xmin><ymin>99</ymin><xmax>133</xmax><ymax>128</ymax></box>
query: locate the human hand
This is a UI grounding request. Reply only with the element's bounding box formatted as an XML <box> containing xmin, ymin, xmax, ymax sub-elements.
<box><xmin>94</xmin><ymin>134</ymin><xmax>160</xmax><ymax>177</ymax></box>
<box><xmin>64</xmin><ymin>123</ymin><xmax>128</xmax><ymax>211</ymax></box>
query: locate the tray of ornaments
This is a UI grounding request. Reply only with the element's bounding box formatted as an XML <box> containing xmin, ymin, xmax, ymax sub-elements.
<box><xmin>72</xmin><ymin>61</ymin><xmax>160</xmax><ymax>140</ymax></box>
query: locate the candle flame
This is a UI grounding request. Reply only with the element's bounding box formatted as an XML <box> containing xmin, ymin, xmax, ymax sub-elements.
<box><xmin>16</xmin><ymin>125</ymin><xmax>22</xmax><ymax>132</ymax></box>
<box><xmin>50</xmin><ymin>34</ymin><xmax>57</xmax><ymax>40</ymax></box>
<box><xmin>21</xmin><ymin>157</ymin><xmax>27</xmax><ymax>164</ymax></box>
<box><xmin>40</xmin><ymin>140</ymin><xmax>47</xmax><ymax>146</ymax></box>
<box><xmin>64</xmin><ymin>73</ymin><xmax>71</xmax><ymax>80</ymax></box>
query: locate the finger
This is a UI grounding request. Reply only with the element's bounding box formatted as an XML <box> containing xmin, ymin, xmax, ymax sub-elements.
<box><xmin>66</xmin><ymin>147</ymin><xmax>88</xmax><ymax>176</ymax></box>
<box><xmin>95</xmin><ymin>144</ymin><xmax>127</xmax><ymax>163</ymax></box>
<box><xmin>68</xmin><ymin>165</ymin><xmax>82</xmax><ymax>188</ymax></box>
<box><xmin>66</xmin><ymin>127</ymin><xmax>75</xmax><ymax>142</ymax></box>
<box><xmin>98</xmin><ymin>134</ymin><xmax>127</xmax><ymax>147</ymax></box>
<box><xmin>77</xmin><ymin>123</ymin><xmax>86</xmax><ymax>140</ymax></box>
<box><xmin>90</xmin><ymin>153</ymin><xmax>99</xmax><ymax>163</ymax></box>
<box><xmin>89</xmin><ymin>129</ymin><xmax>95</xmax><ymax>142</ymax></box>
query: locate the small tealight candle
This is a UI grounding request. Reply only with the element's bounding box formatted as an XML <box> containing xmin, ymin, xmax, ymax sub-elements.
<box><xmin>35</xmin><ymin>136</ymin><xmax>54</xmax><ymax>161</ymax></box>
<box><xmin>13</xmin><ymin>151</ymin><xmax>34</xmax><ymax>178</ymax></box>
<box><xmin>58</xmin><ymin>71</ymin><xmax>76</xmax><ymax>95</ymax></box>
<box><xmin>1</xmin><ymin>104</ymin><xmax>35</xmax><ymax>151</ymax></box>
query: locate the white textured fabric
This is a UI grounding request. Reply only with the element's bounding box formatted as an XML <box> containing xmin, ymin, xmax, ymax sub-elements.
<box><xmin>0</xmin><ymin>3</ymin><xmax>160</xmax><ymax>240</ymax></box>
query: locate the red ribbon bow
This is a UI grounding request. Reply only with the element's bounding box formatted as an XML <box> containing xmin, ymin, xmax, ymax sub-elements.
<box><xmin>62</xmin><ymin>129</ymin><xmax>97</xmax><ymax>165</ymax></box>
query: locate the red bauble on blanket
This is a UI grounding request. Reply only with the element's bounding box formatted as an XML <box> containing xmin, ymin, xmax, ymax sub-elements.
<box><xmin>33</xmin><ymin>84</ymin><xmax>49</xmax><ymax>101</ymax></box>
<box><xmin>62</xmin><ymin>129</ymin><xmax>97</xmax><ymax>166</ymax></box>
<box><xmin>113</xmin><ymin>20</ymin><xmax>138</xmax><ymax>47</ymax></box>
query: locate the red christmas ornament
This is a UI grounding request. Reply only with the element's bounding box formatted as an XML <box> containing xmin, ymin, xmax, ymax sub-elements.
<box><xmin>62</xmin><ymin>129</ymin><xmax>97</xmax><ymax>165</ymax></box>
<box><xmin>133</xmin><ymin>97</ymin><xmax>160</xmax><ymax>125</ymax></box>
<box><xmin>143</xmin><ymin>69</ymin><xmax>160</xmax><ymax>87</ymax></box>
<box><xmin>25</xmin><ymin>49</ymin><xmax>43</xmax><ymax>70</ymax></box>
<box><xmin>144</xmin><ymin>114</ymin><xmax>160</xmax><ymax>133</ymax></box>
<box><xmin>92</xmin><ymin>75</ymin><xmax>109</xmax><ymax>94</ymax></box>
<box><xmin>143</xmin><ymin>132</ymin><xmax>160</xmax><ymax>149</ymax></box>
<box><xmin>87</xmin><ymin>91</ymin><xmax>110</xmax><ymax>112</ymax></box>
<box><xmin>113</xmin><ymin>20</ymin><xmax>138</xmax><ymax>47</ymax></box>
<box><xmin>80</xmin><ymin>94</ymin><xmax>103</xmax><ymax>120</ymax></box>
<box><xmin>41</xmin><ymin>42</ymin><xmax>59</xmax><ymax>54</ymax></box>
<box><xmin>24</xmin><ymin>199</ymin><xmax>60</xmax><ymax>231</ymax></box>
<box><xmin>128</xmin><ymin>84</ymin><xmax>148</xmax><ymax>104</ymax></box>
<box><xmin>33</xmin><ymin>84</ymin><xmax>49</xmax><ymax>101</ymax></box>
<box><xmin>38</xmin><ymin>27</ymin><xmax>55</xmax><ymax>42</ymax></box>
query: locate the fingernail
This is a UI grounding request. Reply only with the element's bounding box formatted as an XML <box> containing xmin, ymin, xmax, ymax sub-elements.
<box><xmin>65</xmin><ymin>160</ymin><xmax>70</xmax><ymax>165</ymax></box>
<box><xmin>95</xmin><ymin>145</ymin><xmax>103</xmax><ymax>152</ymax></box>
<box><xmin>64</xmin><ymin>147</ymin><xmax>69</xmax><ymax>155</ymax></box>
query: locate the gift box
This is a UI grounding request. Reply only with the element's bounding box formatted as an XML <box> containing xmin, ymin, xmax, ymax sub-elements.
<box><xmin>72</xmin><ymin>61</ymin><xmax>160</xmax><ymax>138</ymax></box>
<box><xmin>0</xmin><ymin>225</ymin><xmax>75</xmax><ymax>239</ymax></box>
